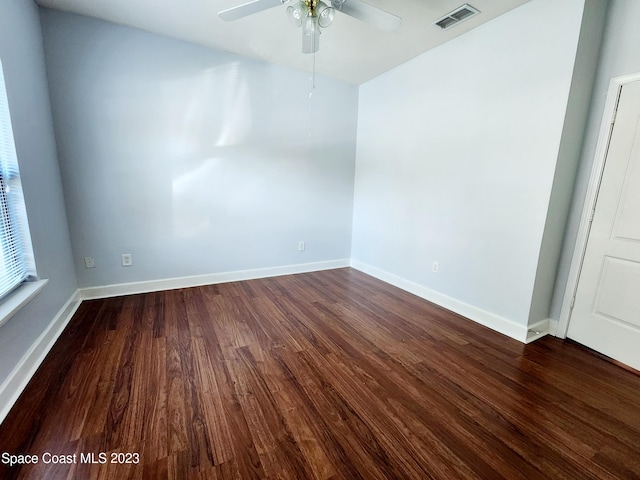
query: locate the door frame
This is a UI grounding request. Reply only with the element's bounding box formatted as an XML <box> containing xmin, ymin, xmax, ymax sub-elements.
<box><xmin>557</xmin><ymin>72</ymin><xmax>640</xmax><ymax>338</ymax></box>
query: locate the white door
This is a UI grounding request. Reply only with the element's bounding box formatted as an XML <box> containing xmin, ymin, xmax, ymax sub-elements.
<box><xmin>568</xmin><ymin>80</ymin><xmax>640</xmax><ymax>371</ymax></box>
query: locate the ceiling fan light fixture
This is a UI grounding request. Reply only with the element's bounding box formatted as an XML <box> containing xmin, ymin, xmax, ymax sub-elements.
<box><xmin>287</xmin><ymin>2</ymin><xmax>308</xmax><ymax>26</ymax></box>
<box><xmin>301</xmin><ymin>28</ymin><xmax>320</xmax><ymax>53</ymax></box>
<box><xmin>303</xmin><ymin>15</ymin><xmax>321</xmax><ymax>36</ymax></box>
<box><xmin>316</xmin><ymin>2</ymin><xmax>335</xmax><ymax>27</ymax></box>
<box><xmin>330</xmin><ymin>0</ymin><xmax>346</xmax><ymax>11</ymax></box>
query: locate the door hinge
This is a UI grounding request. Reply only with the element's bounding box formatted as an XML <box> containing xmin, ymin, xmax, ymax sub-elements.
<box><xmin>589</xmin><ymin>208</ymin><xmax>596</xmax><ymax>223</ymax></box>
<box><xmin>570</xmin><ymin>295</ymin><xmax>576</xmax><ymax>309</ymax></box>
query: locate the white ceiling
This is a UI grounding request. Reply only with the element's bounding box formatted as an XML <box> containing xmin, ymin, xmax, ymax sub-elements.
<box><xmin>35</xmin><ymin>0</ymin><xmax>532</xmax><ymax>84</ymax></box>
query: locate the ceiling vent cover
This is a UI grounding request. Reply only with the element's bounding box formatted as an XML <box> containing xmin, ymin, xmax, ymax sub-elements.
<box><xmin>434</xmin><ymin>4</ymin><xmax>480</xmax><ymax>29</ymax></box>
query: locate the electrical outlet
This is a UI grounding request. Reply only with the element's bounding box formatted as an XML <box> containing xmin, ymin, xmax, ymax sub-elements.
<box><xmin>298</xmin><ymin>241</ymin><xmax>305</xmax><ymax>251</ymax></box>
<box><xmin>432</xmin><ymin>261</ymin><xmax>439</xmax><ymax>274</ymax></box>
<box><xmin>122</xmin><ymin>254</ymin><xmax>132</xmax><ymax>267</ymax></box>
<box><xmin>84</xmin><ymin>256</ymin><xmax>95</xmax><ymax>269</ymax></box>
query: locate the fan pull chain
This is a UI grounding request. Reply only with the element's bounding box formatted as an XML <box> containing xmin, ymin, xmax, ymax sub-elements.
<box><xmin>308</xmin><ymin>49</ymin><xmax>316</xmax><ymax>137</ymax></box>
<box><xmin>310</xmin><ymin>47</ymin><xmax>316</xmax><ymax>96</ymax></box>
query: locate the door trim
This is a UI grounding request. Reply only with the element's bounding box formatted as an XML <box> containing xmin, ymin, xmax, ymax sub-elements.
<box><xmin>557</xmin><ymin>72</ymin><xmax>640</xmax><ymax>338</ymax></box>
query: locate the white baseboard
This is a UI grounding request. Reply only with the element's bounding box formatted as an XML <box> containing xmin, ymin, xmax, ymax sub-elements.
<box><xmin>81</xmin><ymin>259</ymin><xmax>351</xmax><ymax>300</ymax></box>
<box><xmin>0</xmin><ymin>289</ymin><xmax>82</xmax><ymax>424</ymax></box>
<box><xmin>525</xmin><ymin>318</ymin><xmax>550</xmax><ymax>344</ymax></box>
<box><xmin>350</xmin><ymin>259</ymin><xmax>543</xmax><ymax>344</ymax></box>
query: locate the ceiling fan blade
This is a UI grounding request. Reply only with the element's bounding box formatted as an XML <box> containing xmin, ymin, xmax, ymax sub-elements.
<box><xmin>219</xmin><ymin>0</ymin><xmax>286</xmax><ymax>21</ymax></box>
<box><xmin>332</xmin><ymin>0</ymin><xmax>401</xmax><ymax>32</ymax></box>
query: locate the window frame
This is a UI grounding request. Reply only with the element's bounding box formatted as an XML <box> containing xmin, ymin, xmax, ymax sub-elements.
<box><xmin>0</xmin><ymin>58</ymin><xmax>46</xmax><ymax>327</ymax></box>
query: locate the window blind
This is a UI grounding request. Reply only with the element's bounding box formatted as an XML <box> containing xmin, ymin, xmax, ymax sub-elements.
<box><xmin>0</xmin><ymin>60</ymin><xmax>36</xmax><ymax>301</ymax></box>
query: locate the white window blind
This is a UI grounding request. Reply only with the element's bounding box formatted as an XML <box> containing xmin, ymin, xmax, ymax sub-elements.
<box><xmin>0</xmin><ymin>59</ymin><xmax>36</xmax><ymax>301</ymax></box>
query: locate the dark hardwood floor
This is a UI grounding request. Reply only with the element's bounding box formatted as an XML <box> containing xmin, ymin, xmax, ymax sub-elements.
<box><xmin>1</xmin><ymin>268</ymin><xmax>639</xmax><ymax>479</ymax></box>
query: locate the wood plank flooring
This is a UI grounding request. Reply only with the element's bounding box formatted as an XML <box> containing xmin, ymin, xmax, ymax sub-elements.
<box><xmin>1</xmin><ymin>268</ymin><xmax>639</xmax><ymax>479</ymax></box>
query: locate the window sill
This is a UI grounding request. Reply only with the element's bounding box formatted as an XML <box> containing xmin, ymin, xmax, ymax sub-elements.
<box><xmin>0</xmin><ymin>279</ymin><xmax>48</xmax><ymax>328</ymax></box>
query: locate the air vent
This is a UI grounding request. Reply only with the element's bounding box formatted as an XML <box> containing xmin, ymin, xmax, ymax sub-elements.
<box><xmin>434</xmin><ymin>4</ymin><xmax>480</xmax><ymax>29</ymax></box>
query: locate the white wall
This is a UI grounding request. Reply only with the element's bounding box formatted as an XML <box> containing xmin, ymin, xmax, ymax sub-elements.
<box><xmin>552</xmin><ymin>0</ymin><xmax>640</xmax><ymax>319</ymax></box>
<box><xmin>41</xmin><ymin>10</ymin><xmax>358</xmax><ymax>289</ymax></box>
<box><xmin>0</xmin><ymin>1</ymin><xmax>77</xmax><ymax>384</ymax></box>
<box><xmin>352</xmin><ymin>0</ymin><xmax>588</xmax><ymax>335</ymax></box>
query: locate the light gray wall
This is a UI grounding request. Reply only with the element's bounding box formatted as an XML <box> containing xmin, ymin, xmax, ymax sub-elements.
<box><xmin>352</xmin><ymin>0</ymin><xmax>586</xmax><ymax>327</ymax></box>
<box><xmin>551</xmin><ymin>0</ymin><xmax>640</xmax><ymax>319</ymax></box>
<box><xmin>40</xmin><ymin>10</ymin><xmax>358</xmax><ymax>288</ymax></box>
<box><xmin>0</xmin><ymin>1</ymin><xmax>77</xmax><ymax>384</ymax></box>
<box><xmin>528</xmin><ymin>0</ymin><xmax>608</xmax><ymax>324</ymax></box>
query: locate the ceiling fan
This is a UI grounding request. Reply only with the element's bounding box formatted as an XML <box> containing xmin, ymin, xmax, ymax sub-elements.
<box><xmin>218</xmin><ymin>0</ymin><xmax>402</xmax><ymax>53</ymax></box>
